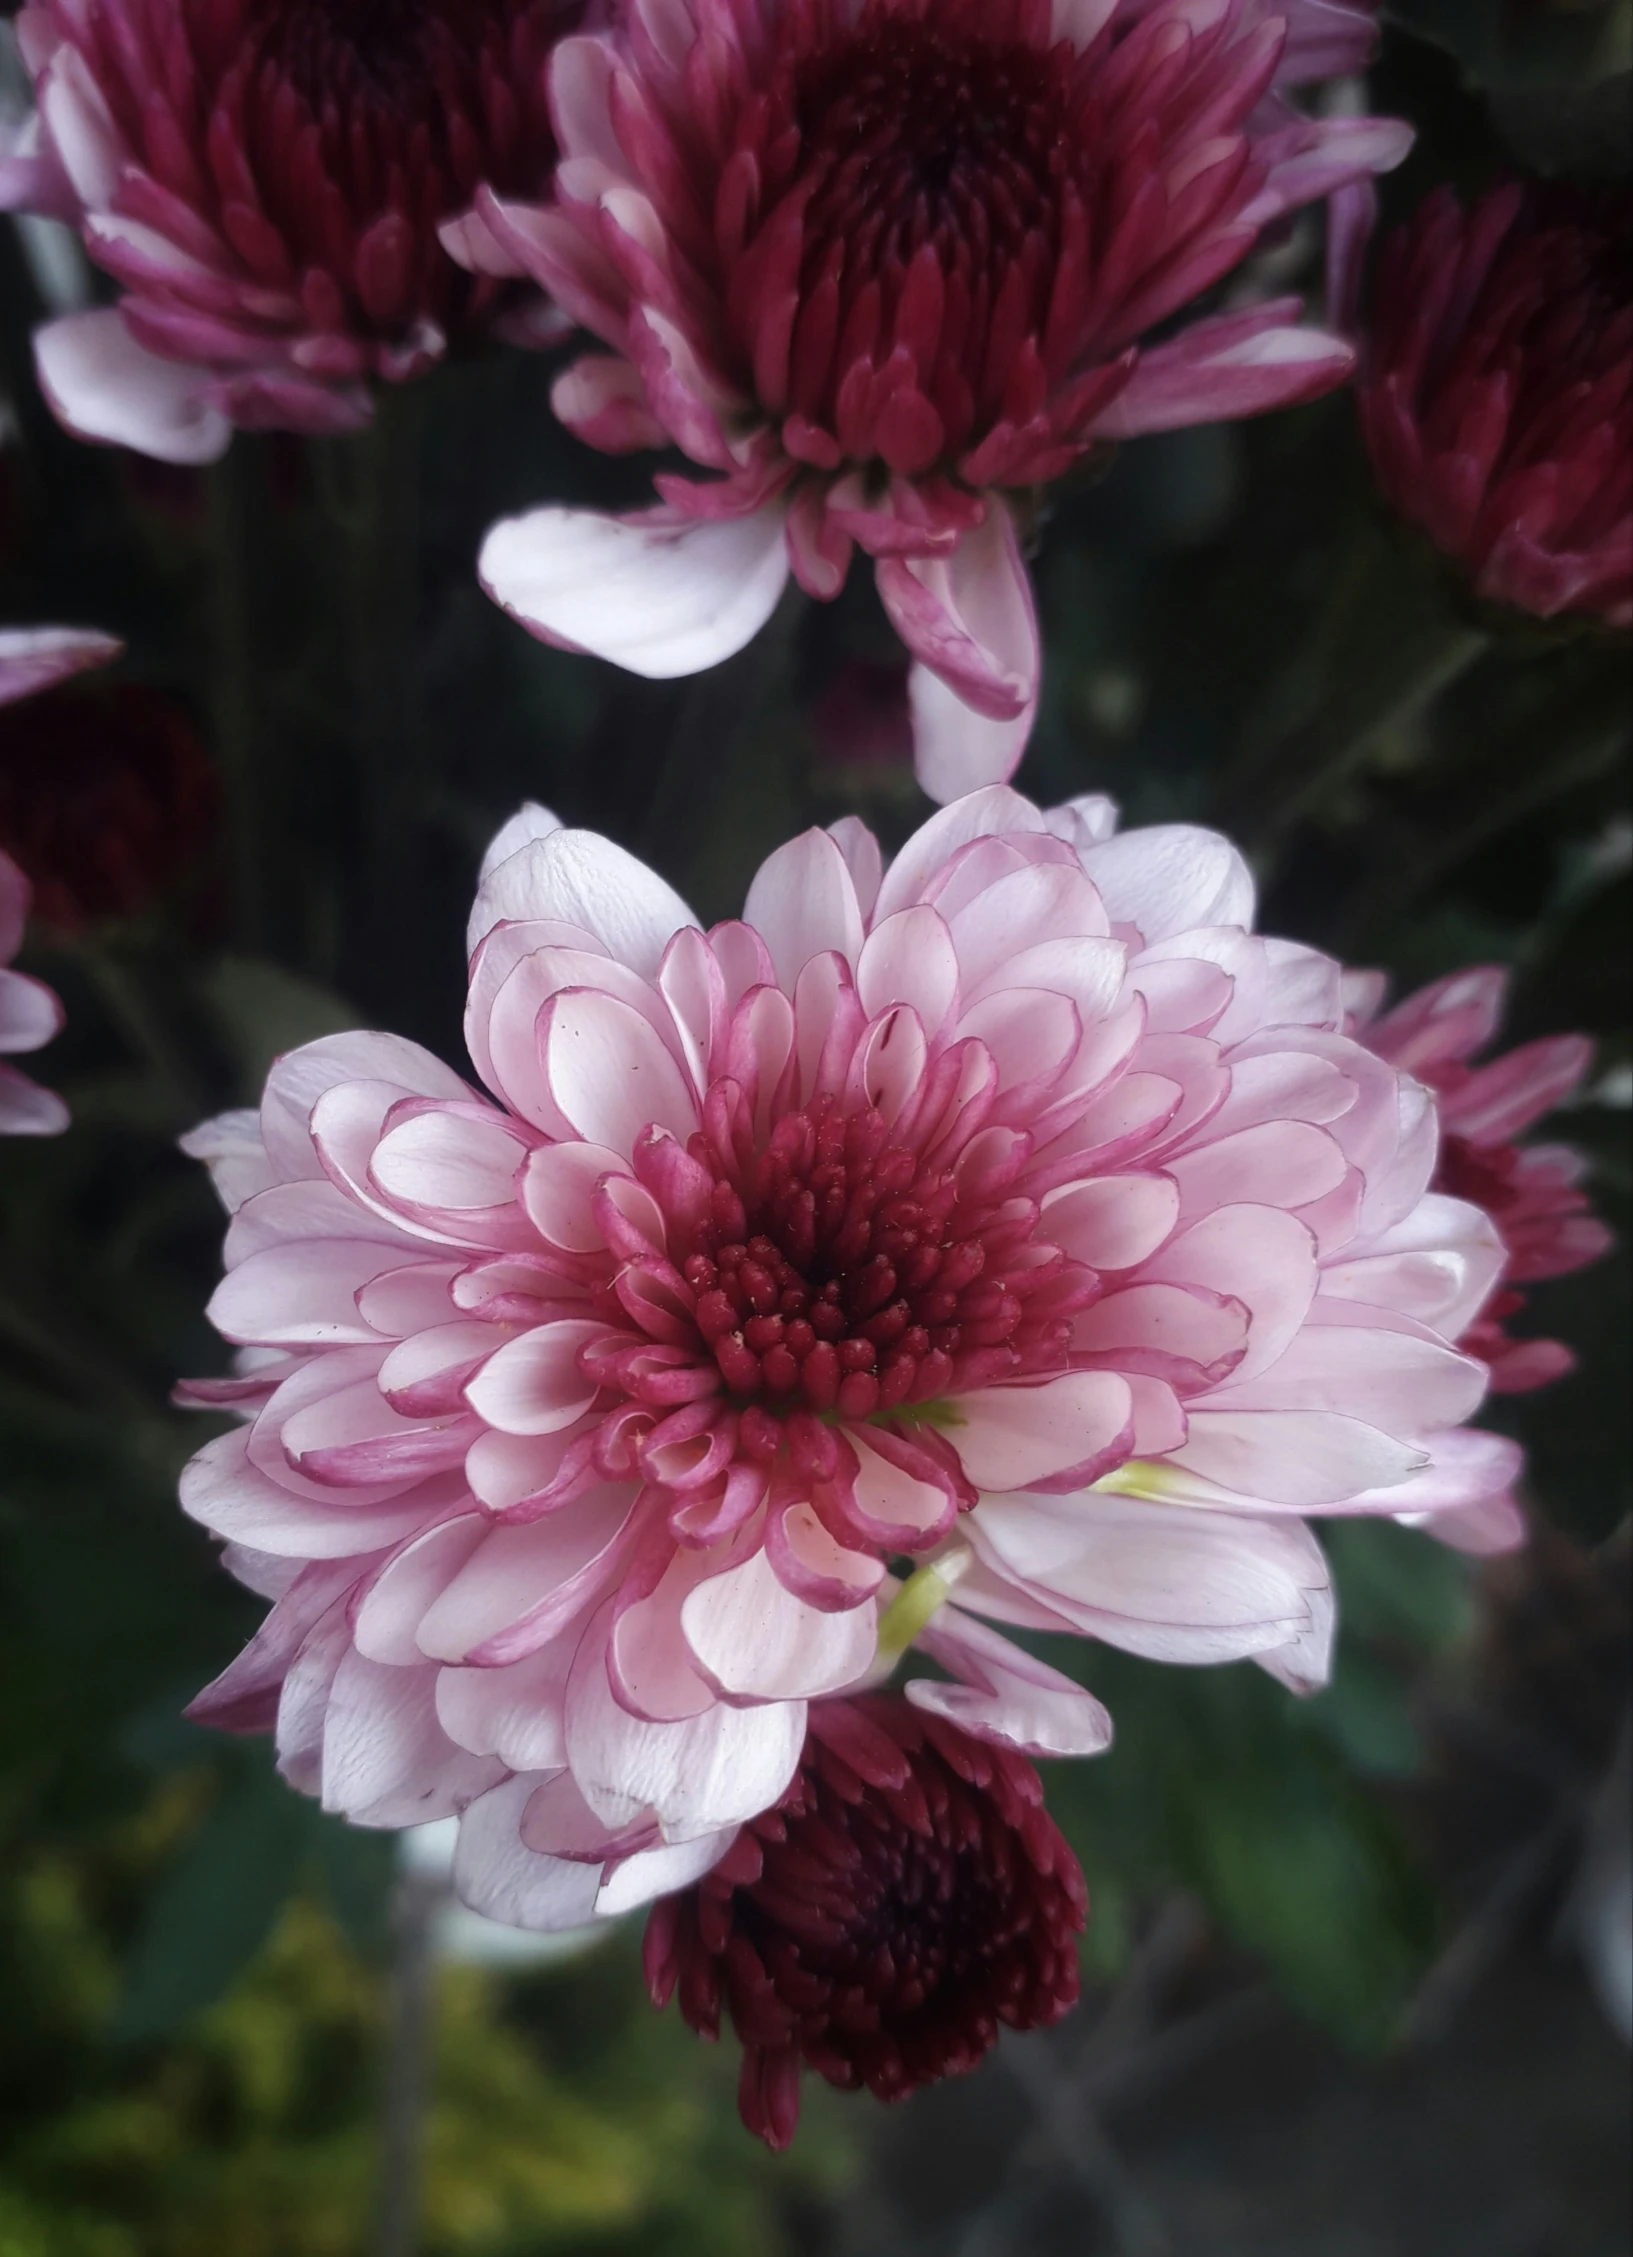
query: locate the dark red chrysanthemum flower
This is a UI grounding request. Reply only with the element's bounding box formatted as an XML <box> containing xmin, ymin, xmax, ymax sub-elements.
<box><xmin>1354</xmin><ymin>965</ymin><xmax>1613</xmax><ymax>1394</ymax></box>
<box><xmin>1359</xmin><ymin>181</ymin><xmax>1632</xmax><ymax>628</ymax></box>
<box><xmin>0</xmin><ymin>0</ymin><xmax>581</xmax><ymax>460</ymax></box>
<box><xmin>643</xmin><ymin>1695</ymin><xmax>1086</xmax><ymax>2150</ymax></box>
<box><xmin>0</xmin><ymin>681</ymin><xmax>219</xmax><ymax>932</ymax></box>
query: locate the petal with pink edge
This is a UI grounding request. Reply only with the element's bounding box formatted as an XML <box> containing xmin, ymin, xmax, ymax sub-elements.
<box><xmin>466</xmin><ymin>825</ymin><xmax>696</xmax><ymax>970</ymax></box>
<box><xmin>565</xmin><ymin>1610</ymin><xmax>806</xmax><ymax>1840</ymax></box>
<box><xmin>454</xmin><ymin>1776</ymin><xmax>605</xmax><ymax>1931</ymax></box>
<box><xmin>951</xmin><ymin>1369</ymin><xmax>1135</xmax><ymax>1492</ymax></box>
<box><xmin>743</xmin><ymin>827</ymin><xmax>865</xmax><ymax>989</ymax></box>
<box><xmin>681</xmin><ymin>1548</ymin><xmax>878</xmax><ymax>1702</ymax></box>
<box><xmin>913</xmin><ymin>1606</ymin><xmax>1113</xmax><ymax>1757</ymax></box>
<box><xmin>876</xmin><ymin>504</ymin><xmax>1038</xmax><ymax>728</ymax></box>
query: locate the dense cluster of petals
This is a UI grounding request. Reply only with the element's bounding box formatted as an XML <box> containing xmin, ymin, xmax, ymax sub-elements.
<box><xmin>644</xmin><ymin>1694</ymin><xmax>1086</xmax><ymax>2148</ymax></box>
<box><xmin>1358</xmin><ymin>182</ymin><xmax>1632</xmax><ymax>628</ymax></box>
<box><xmin>179</xmin><ymin>785</ymin><xmax>1523</xmax><ymax>1923</ymax></box>
<box><xmin>1352</xmin><ymin>966</ymin><xmax>1612</xmax><ymax>1393</ymax></box>
<box><xmin>0</xmin><ymin>678</ymin><xmax>218</xmax><ymax>932</ymax></box>
<box><xmin>0</xmin><ymin>0</ymin><xmax>579</xmax><ymax>462</ymax></box>
<box><xmin>449</xmin><ymin>0</ymin><xmax>1406</xmax><ymax>800</ymax></box>
<box><xmin>0</xmin><ymin>626</ymin><xmax>121</xmax><ymax>1133</ymax></box>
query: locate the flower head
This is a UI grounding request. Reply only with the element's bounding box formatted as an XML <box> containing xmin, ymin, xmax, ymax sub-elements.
<box><xmin>1351</xmin><ymin>966</ymin><xmax>1613</xmax><ymax>1393</ymax></box>
<box><xmin>0</xmin><ymin>680</ymin><xmax>218</xmax><ymax>933</ymax></box>
<box><xmin>180</xmin><ymin>786</ymin><xmax>1523</xmax><ymax>1904</ymax></box>
<box><xmin>1358</xmin><ymin>182</ymin><xmax>1632</xmax><ymax>629</ymax></box>
<box><xmin>643</xmin><ymin>1694</ymin><xmax>1086</xmax><ymax>2149</ymax></box>
<box><xmin>0</xmin><ymin>0</ymin><xmax>582</xmax><ymax>462</ymax></box>
<box><xmin>450</xmin><ymin>0</ymin><xmax>1407</xmax><ymax>799</ymax></box>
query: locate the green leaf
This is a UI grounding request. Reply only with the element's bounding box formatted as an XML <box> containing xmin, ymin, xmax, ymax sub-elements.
<box><xmin>200</xmin><ymin>957</ymin><xmax>358</xmax><ymax>1099</ymax></box>
<box><xmin>111</xmin><ymin>1766</ymin><xmax>313</xmax><ymax>2045</ymax></box>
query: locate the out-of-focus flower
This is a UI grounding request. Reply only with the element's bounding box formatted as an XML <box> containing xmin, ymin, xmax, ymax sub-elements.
<box><xmin>447</xmin><ymin>0</ymin><xmax>1407</xmax><ymax>801</ymax></box>
<box><xmin>0</xmin><ymin>843</ymin><xmax>68</xmax><ymax>1134</ymax></box>
<box><xmin>643</xmin><ymin>1694</ymin><xmax>1086</xmax><ymax>2149</ymax></box>
<box><xmin>0</xmin><ymin>680</ymin><xmax>218</xmax><ymax>932</ymax></box>
<box><xmin>0</xmin><ymin>624</ymin><xmax>121</xmax><ymax>1132</ymax></box>
<box><xmin>1357</xmin><ymin>182</ymin><xmax>1632</xmax><ymax>629</ymax></box>
<box><xmin>1351</xmin><ymin>966</ymin><xmax>1613</xmax><ymax>1393</ymax></box>
<box><xmin>810</xmin><ymin>659</ymin><xmax>916</xmax><ymax>786</ymax></box>
<box><xmin>0</xmin><ymin>0</ymin><xmax>583</xmax><ymax>463</ymax></box>
<box><xmin>179</xmin><ymin>786</ymin><xmax>1522</xmax><ymax>1920</ymax></box>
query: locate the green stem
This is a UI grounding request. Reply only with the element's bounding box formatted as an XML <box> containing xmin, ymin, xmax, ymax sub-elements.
<box><xmin>207</xmin><ymin>443</ymin><xmax>269</xmax><ymax>955</ymax></box>
<box><xmin>377</xmin><ymin>1868</ymin><xmax>438</xmax><ymax>2257</ymax></box>
<box><xmin>0</xmin><ymin>1260</ymin><xmax>152</xmax><ymax>1417</ymax></box>
<box><xmin>332</xmin><ymin>387</ymin><xmax>428</xmax><ymax>1013</ymax></box>
<box><xmin>1209</xmin><ymin>518</ymin><xmax>1490</xmax><ymax>858</ymax></box>
<box><xmin>75</xmin><ymin>944</ymin><xmax>205</xmax><ymax>1125</ymax></box>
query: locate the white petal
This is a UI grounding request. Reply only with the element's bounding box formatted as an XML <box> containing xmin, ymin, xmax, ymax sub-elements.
<box><xmin>34</xmin><ymin>308</ymin><xmax>231</xmax><ymax>465</ymax></box>
<box><xmin>478</xmin><ymin>504</ymin><xmax>790</xmax><ymax>678</ymax></box>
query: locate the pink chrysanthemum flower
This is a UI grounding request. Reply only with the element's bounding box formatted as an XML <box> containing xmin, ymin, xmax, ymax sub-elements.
<box><xmin>1350</xmin><ymin>966</ymin><xmax>1613</xmax><ymax>1394</ymax></box>
<box><xmin>0</xmin><ymin>0</ymin><xmax>582</xmax><ymax>463</ymax></box>
<box><xmin>1358</xmin><ymin>182</ymin><xmax>1632</xmax><ymax>629</ymax></box>
<box><xmin>0</xmin><ymin>625</ymin><xmax>121</xmax><ymax>1133</ymax></box>
<box><xmin>446</xmin><ymin>0</ymin><xmax>1407</xmax><ymax>800</ymax></box>
<box><xmin>179</xmin><ymin>786</ymin><xmax>1523</xmax><ymax>1915</ymax></box>
<box><xmin>644</xmin><ymin>1694</ymin><xmax>1087</xmax><ymax>2150</ymax></box>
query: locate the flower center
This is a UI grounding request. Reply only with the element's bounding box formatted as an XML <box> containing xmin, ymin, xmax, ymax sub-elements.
<box><xmin>250</xmin><ymin>0</ymin><xmax>522</xmax><ymax>98</ymax></box>
<box><xmin>679</xmin><ymin>1095</ymin><xmax>1073</xmax><ymax>1420</ymax></box>
<box><xmin>793</xmin><ymin>18</ymin><xmax>1064</xmax><ymax>229</ymax></box>
<box><xmin>738</xmin><ymin>7</ymin><xmax>1083</xmax><ymax>468</ymax></box>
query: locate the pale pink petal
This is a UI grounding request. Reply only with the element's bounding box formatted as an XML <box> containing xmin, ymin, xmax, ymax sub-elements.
<box><xmin>1042</xmin><ymin>1173</ymin><xmax>1180</xmax><ymax>1269</ymax></box>
<box><xmin>414</xmin><ymin>1483</ymin><xmax>637</xmax><ymax>1663</ymax></box>
<box><xmin>595</xmin><ymin>1828</ymin><xmax>739</xmax><ymax>1916</ymax></box>
<box><xmin>34</xmin><ymin>308</ymin><xmax>231</xmax><ymax>465</ymax></box>
<box><xmin>320</xmin><ymin>1652</ymin><xmax>503</xmax><ymax>1826</ymax></box>
<box><xmin>0</xmin><ymin>625</ymin><xmax>122</xmax><ymax>706</ymax></box>
<box><xmin>565</xmin><ymin>1611</ymin><xmax>806</xmax><ymax>1839</ymax></box>
<box><xmin>1094</xmin><ymin>310</ymin><xmax>1355</xmax><ymax>438</ymax></box>
<box><xmin>682</xmin><ymin>1548</ymin><xmax>877</xmax><ymax>1701</ymax></box>
<box><xmin>437</xmin><ymin>1643</ymin><xmax>575</xmax><ymax>1772</ymax></box>
<box><xmin>968</xmin><ymin>1490</ymin><xmax>1332</xmax><ymax>1668</ymax></box>
<box><xmin>475</xmin><ymin>803</ymin><xmax>564</xmax><ymax>889</ymax></box>
<box><xmin>912</xmin><ymin>1607</ymin><xmax>1113</xmax><ymax>1757</ymax></box>
<box><xmin>873</xmin><ymin>787</ymin><xmax>1051</xmax><ymax>921</ymax></box>
<box><xmin>909</xmin><ymin>661</ymin><xmax>1036</xmax><ymax>806</ymax></box>
<box><xmin>742</xmin><ymin>827</ymin><xmax>866</xmax><ymax>988</ymax></box>
<box><xmin>1080</xmin><ymin>824</ymin><xmax>1255</xmax><ymax>939</ymax></box>
<box><xmin>466</xmin><ymin>825</ymin><xmax>696</xmax><ymax>972</ymax></box>
<box><xmin>1170</xmin><ymin>1408</ymin><xmax>1427</xmax><ymax>1506</ymax></box>
<box><xmin>454</xmin><ymin>1776</ymin><xmax>605</xmax><ymax>1931</ymax></box>
<box><xmin>876</xmin><ymin>505</ymin><xmax>1038</xmax><ymax>729</ymax></box>
<box><xmin>542</xmin><ymin>988</ymin><xmax>701</xmax><ymax>1154</ymax></box>
<box><xmin>462</xmin><ymin>1319</ymin><xmax>610</xmax><ymax>1438</ymax></box>
<box><xmin>953</xmin><ymin>1370</ymin><xmax>1135</xmax><ymax>1492</ymax></box>
<box><xmin>479</xmin><ymin>504</ymin><xmax>790</xmax><ymax>678</ymax></box>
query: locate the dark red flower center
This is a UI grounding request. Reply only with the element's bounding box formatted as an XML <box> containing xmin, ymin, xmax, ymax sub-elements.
<box><xmin>679</xmin><ymin>1095</ymin><xmax>1087</xmax><ymax>1417</ymax></box>
<box><xmin>644</xmin><ymin>1696</ymin><xmax>1086</xmax><ymax>2149</ymax></box>
<box><xmin>73</xmin><ymin>0</ymin><xmax>570</xmax><ymax>342</ymax></box>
